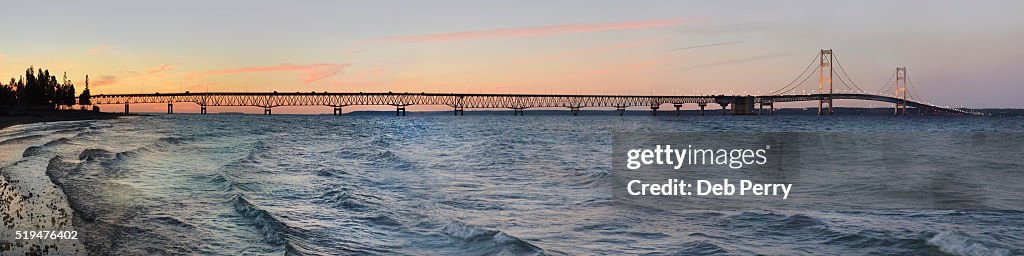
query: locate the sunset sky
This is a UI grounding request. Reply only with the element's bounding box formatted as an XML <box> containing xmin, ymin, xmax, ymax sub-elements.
<box><xmin>1</xmin><ymin>1</ymin><xmax>1022</xmax><ymax>113</ymax></box>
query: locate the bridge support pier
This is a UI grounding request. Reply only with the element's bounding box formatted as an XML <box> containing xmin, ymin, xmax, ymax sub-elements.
<box><xmin>513</xmin><ymin>108</ymin><xmax>524</xmax><ymax>116</ymax></box>
<box><xmin>615</xmin><ymin>106</ymin><xmax>626</xmax><ymax>116</ymax></box>
<box><xmin>124</xmin><ymin>103</ymin><xmax>130</xmax><ymax>115</ymax></box>
<box><xmin>651</xmin><ymin>106</ymin><xmax>659</xmax><ymax>116</ymax></box>
<box><xmin>570</xmin><ymin>107</ymin><xmax>581</xmax><ymax>116</ymax></box>
<box><xmin>895</xmin><ymin>103</ymin><xmax>907</xmax><ymax>115</ymax></box>
<box><xmin>759</xmin><ymin>102</ymin><xmax>775</xmax><ymax>115</ymax></box>
<box><xmin>333</xmin><ymin>106</ymin><xmax>343</xmax><ymax>116</ymax></box>
<box><xmin>167</xmin><ymin>103</ymin><xmax>173</xmax><ymax>114</ymax></box>
<box><xmin>719</xmin><ymin>103</ymin><xmax>728</xmax><ymax>115</ymax></box>
<box><xmin>200</xmin><ymin>105</ymin><xmax>207</xmax><ymax>115</ymax></box>
<box><xmin>674</xmin><ymin>103</ymin><xmax>682</xmax><ymax>116</ymax></box>
<box><xmin>396</xmin><ymin>106</ymin><xmax>407</xmax><ymax>116</ymax></box>
<box><xmin>818</xmin><ymin>97</ymin><xmax>833</xmax><ymax>115</ymax></box>
<box><xmin>264</xmin><ymin>107</ymin><xmax>272</xmax><ymax>115</ymax></box>
<box><xmin>454</xmin><ymin>106</ymin><xmax>464</xmax><ymax>116</ymax></box>
<box><xmin>698</xmin><ymin>103</ymin><xmax>706</xmax><ymax>116</ymax></box>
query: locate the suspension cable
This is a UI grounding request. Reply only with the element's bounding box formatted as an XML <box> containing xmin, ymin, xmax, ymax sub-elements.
<box><xmin>833</xmin><ymin>71</ymin><xmax>856</xmax><ymax>91</ymax></box>
<box><xmin>875</xmin><ymin>69</ymin><xmax>897</xmax><ymax>94</ymax></box>
<box><xmin>775</xmin><ymin>63</ymin><xmax>820</xmax><ymax>95</ymax></box>
<box><xmin>831</xmin><ymin>54</ymin><xmax>866</xmax><ymax>92</ymax></box>
<box><xmin>770</xmin><ymin>52</ymin><xmax>820</xmax><ymax>95</ymax></box>
<box><xmin>906</xmin><ymin>73</ymin><xmax>925</xmax><ymax>102</ymax></box>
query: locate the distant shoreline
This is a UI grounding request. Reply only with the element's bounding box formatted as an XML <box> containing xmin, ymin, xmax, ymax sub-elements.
<box><xmin>0</xmin><ymin>111</ymin><xmax>123</xmax><ymax>130</ymax></box>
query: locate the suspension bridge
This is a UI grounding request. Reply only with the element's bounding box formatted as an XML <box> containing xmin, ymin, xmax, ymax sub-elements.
<box><xmin>90</xmin><ymin>49</ymin><xmax>979</xmax><ymax>116</ymax></box>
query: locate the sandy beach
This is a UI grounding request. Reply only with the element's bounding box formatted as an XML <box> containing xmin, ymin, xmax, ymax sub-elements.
<box><xmin>1</xmin><ymin>111</ymin><xmax>121</xmax><ymax>254</ymax></box>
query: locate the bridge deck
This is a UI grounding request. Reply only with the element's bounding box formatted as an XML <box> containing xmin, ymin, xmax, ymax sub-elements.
<box><xmin>90</xmin><ymin>92</ymin><xmax>975</xmax><ymax>115</ymax></box>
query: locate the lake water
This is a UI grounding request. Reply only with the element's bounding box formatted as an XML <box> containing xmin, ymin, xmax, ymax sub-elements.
<box><xmin>1</xmin><ymin>114</ymin><xmax>1022</xmax><ymax>255</ymax></box>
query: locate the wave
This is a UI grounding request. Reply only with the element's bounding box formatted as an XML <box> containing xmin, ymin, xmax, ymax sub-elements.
<box><xmin>216</xmin><ymin>140</ymin><xmax>269</xmax><ymax>169</ymax></box>
<box><xmin>19</xmin><ymin>137</ymin><xmax>75</xmax><ymax>158</ymax></box>
<box><xmin>156</xmin><ymin>136</ymin><xmax>194</xmax><ymax>146</ymax></box>
<box><xmin>22</xmin><ymin>145</ymin><xmax>45</xmax><ymax>157</ymax></box>
<box><xmin>728</xmin><ymin>212</ymin><xmax>890</xmax><ymax>249</ymax></box>
<box><xmin>773</xmin><ymin>214</ymin><xmax>828</xmax><ymax>229</ymax></box>
<box><xmin>561</xmin><ymin>168</ymin><xmax>611</xmax><ymax>188</ymax></box>
<box><xmin>50</xmin><ymin>126</ymin><xmax>91</xmax><ymax>135</ymax></box>
<box><xmin>373</xmin><ymin>150</ymin><xmax>400</xmax><ymax>162</ymax></box>
<box><xmin>315</xmin><ymin>187</ymin><xmax>386</xmax><ymax>211</ymax></box>
<box><xmin>721</xmin><ymin>211</ymin><xmax>1021</xmax><ymax>255</ymax></box>
<box><xmin>206</xmin><ymin>173</ymin><xmax>259</xmax><ymax>193</ymax></box>
<box><xmin>670</xmin><ymin>241</ymin><xmax>730</xmax><ymax>255</ymax></box>
<box><xmin>206</xmin><ymin>141</ymin><xmax>273</xmax><ymax>193</ymax></box>
<box><xmin>0</xmin><ymin>134</ymin><xmax>45</xmax><ymax>145</ymax></box>
<box><xmin>78</xmin><ymin>148</ymin><xmax>114</xmax><ymax>161</ymax></box>
<box><xmin>368</xmin><ymin>150</ymin><xmax>415</xmax><ymax>169</ymax></box>
<box><xmin>928</xmin><ymin>231</ymin><xmax>1012</xmax><ymax>256</ymax></box>
<box><xmin>439</xmin><ymin>220</ymin><xmax>546</xmax><ymax>256</ymax></box>
<box><xmin>45</xmin><ymin>156</ymin><xmax>74</xmax><ymax>192</ymax></box>
<box><xmin>229</xmin><ymin>194</ymin><xmax>293</xmax><ymax>248</ymax></box>
<box><xmin>75</xmin><ymin>145</ymin><xmax>154</xmax><ymax>176</ymax></box>
<box><xmin>370</xmin><ymin>136</ymin><xmax>391</xmax><ymax>148</ymax></box>
<box><xmin>46</xmin><ymin>153</ymin><xmax>202</xmax><ymax>255</ymax></box>
<box><xmin>318</xmin><ymin>188</ymin><xmax>365</xmax><ymax>210</ymax></box>
<box><xmin>43</xmin><ymin>137</ymin><xmax>71</xmax><ymax>147</ymax></box>
<box><xmin>313</xmin><ymin>168</ymin><xmax>348</xmax><ymax>177</ymax></box>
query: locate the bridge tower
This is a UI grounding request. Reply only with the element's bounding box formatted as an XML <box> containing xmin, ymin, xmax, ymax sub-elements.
<box><xmin>818</xmin><ymin>49</ymin><xmax>834</xmax><ymax>115</ymax></box>
<box><xmin>894</xmin><ymin>67</ymin><xmax>908</xmax><ymax>115</ymax></box>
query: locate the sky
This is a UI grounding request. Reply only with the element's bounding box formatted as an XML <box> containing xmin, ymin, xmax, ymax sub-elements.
<box><xmin>1</xmin><ymin>0</ymin><xmax>1022</xmax><ymax>113</ymax></box>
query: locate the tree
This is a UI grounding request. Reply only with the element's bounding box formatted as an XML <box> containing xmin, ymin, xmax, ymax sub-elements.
<box><xmin>79</xmin><ymin>75</ymin><xmax>91</xmax><ymax>105</ymax></box>
<box><xmin>15</xmin><ymin>77</ymin><xmax>24</xmax><ymax>106</ymax></box>
<box><xmin>4</xmin><ymin>66</ymin><xmax>81</xmax><ymax>110</ymax></box>
<box><xmin>24</xmin><ymin>67</ymin><xmax>37</xmax><ymax>106</ymax></box>
<box><xmin>46</xmin><ymin>71</ymin><xmax>58</xmax><ymax>108</ymax></box>
<box><xmin>0</xmin><ymin>81</ymin><xmax>15</xmax><ymax>107</ymax></box>
<box><xmin>65</xmin><ymin>84</ymin><xmax>76</xmax><ymax>106</ymax></box>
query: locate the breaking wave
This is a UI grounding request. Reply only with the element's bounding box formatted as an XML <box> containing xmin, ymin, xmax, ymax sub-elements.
<box><xmin>439</xmin><ymin>220</ymin><xmax>546</xmax><ymax>255</ymax></box>
<box><xmin>928</xmin><ymin>231</ymin><xmax>1012</xmax><ymax>256</ymax></box>
<box><xmin>229</xmin><ymin>194</ymin><xmax>291</xmax><ymax>246</ymax></box>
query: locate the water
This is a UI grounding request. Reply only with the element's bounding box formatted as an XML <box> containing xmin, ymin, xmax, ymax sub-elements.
<box><xmin>1</xmin><ymin>114</ymin><xmax>1022</xmax><ymax>255</ymax></box>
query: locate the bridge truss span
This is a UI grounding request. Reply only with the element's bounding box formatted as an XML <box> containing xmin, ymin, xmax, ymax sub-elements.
<box><xmin>90</xmin><ymin>91</ymin><xmax>975</xmax><ymax>116</ymax></box>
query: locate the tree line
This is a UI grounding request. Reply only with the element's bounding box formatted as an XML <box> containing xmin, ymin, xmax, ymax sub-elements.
<box><xmin>0</xmin><ymin>66</ymin><xmax>91</xmax><ymax>110</ymax></box>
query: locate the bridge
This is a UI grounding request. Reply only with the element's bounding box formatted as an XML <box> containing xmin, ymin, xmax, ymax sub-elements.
<box><xmin>90</xmin><ymin>49</ymin><xmax>979</xmax><ymax>116</ymax></box>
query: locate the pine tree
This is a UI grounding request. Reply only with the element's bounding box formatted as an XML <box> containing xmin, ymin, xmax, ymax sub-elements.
<box><xmin>79</xmin><ymin>75</ymin><xmax>91</xmax><ymax>105</ymax></box>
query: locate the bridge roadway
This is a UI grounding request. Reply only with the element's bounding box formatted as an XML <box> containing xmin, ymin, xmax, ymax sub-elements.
<box><xmin>90</xmin><ymin>92</ymin><xmax>976</xmax><ymax>116</ymax></box>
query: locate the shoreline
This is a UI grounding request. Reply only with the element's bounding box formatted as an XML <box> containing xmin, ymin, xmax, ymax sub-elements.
<box><xmin>0</xmin><ymin>111</ymin><xmax>123</xmax><ymax>131</ymax></box>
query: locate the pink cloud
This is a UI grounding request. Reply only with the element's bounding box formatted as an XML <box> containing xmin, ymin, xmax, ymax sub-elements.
<box><xmin>388</xmin><ymin>18</ymin><xmax>700</xmax><ymax>42</ymax></box>
<box><xmin>92</xmin><ymin>76</ymin><xmax>118</xmax><ymax>87</ymax></box>
<box><xmin>189</xmin><ymin>63</ymin><xmax>349</xmax><ymax>84</ymax></box>
<box><xmin>146</xmin><ymin>64</ymin><xmax>175</xmax><ymax>74</ymax></box>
